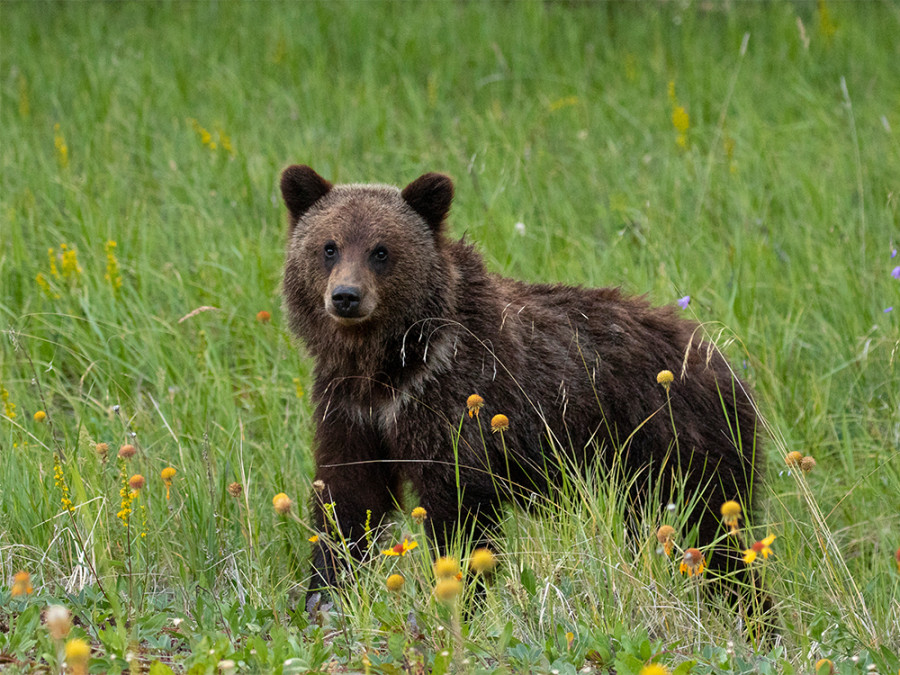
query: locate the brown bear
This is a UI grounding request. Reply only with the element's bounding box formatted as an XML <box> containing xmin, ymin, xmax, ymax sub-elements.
<box><xmin>280</xmin><ymin>165</ymin><xmax>762</xmax><ymax>609</ymax></box>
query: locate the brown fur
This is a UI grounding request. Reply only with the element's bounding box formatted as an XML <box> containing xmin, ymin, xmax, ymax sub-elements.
<box><xmin>280</xmin><ymin>166</ymin><xmax>762</xmax><ymax>605</ymax></box>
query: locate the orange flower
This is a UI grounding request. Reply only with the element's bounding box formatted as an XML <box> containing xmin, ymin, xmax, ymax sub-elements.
<box><xmin>11</xmin><ymin>570</ymin><xmax>34</xmax><ymax>597</ymax></box>
<box><xmin>679</xmin><ymin>548</ymin><xmax>706</xmax><ymax>577</ymax></box>
<box><xmin>161</xmin><ymin>467</ymin><xmax>176</xmax><ymax>499</ymax></box>
<box><xmin>743</xmin><ymin>534</ymin><xmax>776</xmax><ymax>564</ymax></box>
<box><xmin>128</xmin><ymin>474</ymin><xmax>145</xmax><ymax>491</ymax></box>
<box><xmin>466</xmin><ymin>394</ymin><xmax>484</xmax><ymax>418</ymax></box>
<box><xmin>785</xmin><ymin>451</ymin><xmax>803</xmax><ymax>467</ymax></box>
<box><xmin>490</xmin><ymin>414</ymin><xmax>509</xmax><ymax>433</ymax></box>
<box><xmin>656</xmin><ymin>525</ymin><xmax>676</xmax><ymax>556</ymax></box>
<box><xmin>381</xmin><ymin>538</ymin><xmax>418</xmax><ymax>556</ymax></box>
<box><xmin>118</xmin><ymin>444</ymin><xmax>136</xmax><ymax>459</ymax></box>
<box><xmin>256</xmin><ymin>310</ymin><xmax>271</xmax><ymax>323</ymax></box>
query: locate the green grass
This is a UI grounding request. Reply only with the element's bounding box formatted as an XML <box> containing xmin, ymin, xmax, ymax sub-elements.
<box><xmin>2</xmin><ymin>1</ymin><xmax>899</xmax><ymax>672</ymax></box>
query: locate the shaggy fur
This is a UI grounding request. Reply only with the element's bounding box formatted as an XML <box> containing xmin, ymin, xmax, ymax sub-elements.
<box><xmin>280</xmin><ymin>165</ymin><xmax>762</xmax><ymax>605</ymax></box>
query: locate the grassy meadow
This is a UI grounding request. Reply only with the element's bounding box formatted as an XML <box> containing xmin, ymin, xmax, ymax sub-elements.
<box><xmin>2</xmin><ymin>1</ymin><xmax>899</xmax><ymax>672</ymax></box>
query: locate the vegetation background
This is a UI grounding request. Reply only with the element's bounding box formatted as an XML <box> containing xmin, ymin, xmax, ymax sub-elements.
<box><xmin>1</xmin><ymin>1</ymin><xmax>898</xmax><ymax>673</ymax></box>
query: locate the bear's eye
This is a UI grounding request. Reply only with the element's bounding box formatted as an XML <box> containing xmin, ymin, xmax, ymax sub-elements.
<box><xmin>373</xmin><ymin>246</ymin><xmax>388</xmax><ymax>262</ymax></box>
<box><xmin>323</xmin><ymin>242</ymin><xmax>337</xmax><ymax>259</ymax></box>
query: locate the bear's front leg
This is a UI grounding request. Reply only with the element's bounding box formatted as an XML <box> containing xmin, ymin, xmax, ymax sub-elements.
<box><xmin>305</xmin><ymin>411</ymin><xmax>396</xmax><ymax>613</ymax></box>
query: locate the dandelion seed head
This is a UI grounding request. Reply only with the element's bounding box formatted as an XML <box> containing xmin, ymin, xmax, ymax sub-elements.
<box><xmin>45</xmin><ymin>604</ymin><xmax>72</xmax><ymax>640</ymax></box>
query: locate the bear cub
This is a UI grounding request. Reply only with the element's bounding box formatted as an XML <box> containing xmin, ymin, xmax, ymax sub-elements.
<box><xmin>280</xmin><ymin>165</ymin><xmax>761</xmax><ymax>607</ymax></box>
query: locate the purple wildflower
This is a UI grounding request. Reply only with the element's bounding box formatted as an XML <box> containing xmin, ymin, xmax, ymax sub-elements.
<box><xmin>677</xmin><ymin>295</ymin><xmax>691</xmax><ymax>310</ymax></box>
<box><xmin>886</xmin><ymin>307</ymin><xmax>894</xmax><ymax>313</ymax></box>
<box><xmin>892</xmin><ymin>248</ymin><xmax>897</xmax><ymax>259</ymax></box>
<box><xmin>892</xmin><ymin>266</ymin><xmax>900</xmax><ymax>280</ymax></box>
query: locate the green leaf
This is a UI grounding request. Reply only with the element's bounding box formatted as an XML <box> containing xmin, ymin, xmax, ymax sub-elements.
<box><xmin>148</xmin><ymin>662</ymin><xmax>176</xmax><ymax>675</ymax></box>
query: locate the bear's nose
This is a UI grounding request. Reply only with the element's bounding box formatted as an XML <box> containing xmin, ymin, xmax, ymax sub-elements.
<box><xmin>331</xmin><ymin>286</ymin><xmax>362</xmax><ymax>317</ymax></box>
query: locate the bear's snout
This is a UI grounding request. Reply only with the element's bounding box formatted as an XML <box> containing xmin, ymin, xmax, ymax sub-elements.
<box><xmin>330</xmin><ymin>285</ymin><xmax>362</xmax><ymax>318</ymax></box>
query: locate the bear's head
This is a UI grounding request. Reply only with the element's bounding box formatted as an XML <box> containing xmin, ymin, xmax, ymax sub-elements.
<box><xmin>280</xmin><ymin>165</ymin><xmax>454</xmax><ymax>344</ymax></box>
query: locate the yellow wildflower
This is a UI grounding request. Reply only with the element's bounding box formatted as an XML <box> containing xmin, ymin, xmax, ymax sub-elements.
<box><xmin>433</xmin><ymin>556</ymin><xmax>460</xmax><ymax>579</ymax></box>
<box><xmin>785</xmin><ymin>451</ymin><xmax>803</xmax><ymax>466</ymax></box>
<box><xmin>54</xmin><ymin>124</ymin><xmax>69</xmax><ymax>169</ymax></box>
<box><xmin>308</xmin><ymin>534</ymin><xmax>319</xmax><ymax>543</ymax></box>
<box><xmin>720</xmin><ymin>500</ymin><xmax>741</xmax><ymax>534</ymax></box>
<box><xmin>272</xmin><ymin>493</ymin><xmax>292</xmax><ymax>515</ymax></box>
<box><xmin>656</xmin><ymin>525</ymin><xmax>676</xmax><ymax>556</ymax></box>
<box><xmin>815</xmin><ymin>659</ymin><xmax>834</xmax><ymax>675</ymax></box>
<box><xmin>490</xmin><ymin>414</ymin><xmax>509</xmax><ymax>433</ymax></box>
<box><xmin>53</xmin><ymin>454</ymin><xmax>74</xmax><ymax>512</ymax></box>
<box><xmin>104</xmin><ymin>240</ymin><xmax>122</xmax><ymax>291</ymax></box>
<box><xmin>386</xmin><ymin>574</ymin><xmax>405</xmax><ymax>592</ymax></box>
<box><xmin>382</xmin><ymin>538</ymin><xmax>418</xmax><ymax>557</ymax></box>
<box><xmin>743</xmin><ymin>534</ymin><xmax>776</xmax><ymax>564</ymax></box>
<box><xmin>1</xmin><ymin>385</ymin><xmax>16</xmax><ymax>419</ymax></box>
<box><xmin>161</xmin><ymin>466</ymin><xmax>176</xmax><ymax>500</ymax></box>
<box><xmin>466</xmin><ymin>394</ymin><xmax>484</xmax><ymax>418</ymax></box>
<box><xmin>59</xmin><ymin>243</ymin><xmax>82</xmax><ymax>280</ymax></box>
<box><xmin>433</xmin><ymin>577</ymin><xmax>461</xmax><ymax>603</ymax></box>
<box><xmin>411</xmin><ymin>506</ymin><xmax>427</xmax><ymax>524</ymax></box>
<box><xmin>640</xmin><ymin>664</ymin><xmax>670</xmax><ymax>675</ymax></box>
<box><xmin>11</xmin><ymin>570</ymin><xmax>33</xmax><ymax>597</ymax></box>
<box><xmin>65</xmin><ymin>637</ymin><xmax>90</xmax><ymax>675</ymax></box>
<box><xmin>33</xmin><ymin>410</ymin><xmax>47</xmax><ymax>422</ymax></box>
<box><xmin>470</xmin><ymin>548</ymin><xmax>497</xmax><ymax>573</ymax></box>
<box><xmin>656</xmin><ymin>370</ymin><xmax>674</xmax><ymax>391</ymax></box>
<box><xmin>679</xmin><ymin>548</ymin><xmax>706</xmax><ymax>577</ymax></box>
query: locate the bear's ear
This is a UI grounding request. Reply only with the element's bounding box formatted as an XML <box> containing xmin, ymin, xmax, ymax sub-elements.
<box><xmin>401</xmin><ymin>172</ymin><xmax>454</xmax><ymax>234</ymax></box>
<box><xmin>280</xmin><ymin>165</ymin><xmax>333</xmax><ymax>227</ymax></box>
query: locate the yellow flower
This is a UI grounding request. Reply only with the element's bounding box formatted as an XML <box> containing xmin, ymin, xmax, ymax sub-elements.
<box><xmin>815</xmin><ymin>659</ymin><xmax>834</xmax><ymax>675</ymax></box>
<box><xmin>33</xmin><ymin>410</ymin><xmax>47</xmax><ymax>422</ymax></box>
<box><xmin>433</xmin><ymin>556</ymin><xmax>459</xmax><ymax>579</ymax></box>
<box><xmin>381</xmin><ymin>538</ymin><xmax>418</xmax><ymax>557</ymax></box>
<box><xmin>104</xmin><ymin>240</ymin><xmax>122</xmax><ymax>291</ymax></box>
<box><xmin>640</xmin><ymin>664</ymin><xmax>671</xmax><ymax>675</ymax></box>
<box><xmin>679</xmin><ymin>548</ymin><xmax>706</xmax><ymax>577</ymax></box>
<box><xmin>59</xmin><ymin>243</ymin><xmax>82</xmax><ymax>280</ymax></box>
<box><xmin>656</xmin><ymin>370</ymin><xmax>674</xmax><ymax>390</ymax></box>
<box><xmin>720</xmin><ymin>500</ymin><xmax>742</xmax><ymax>534</ymax></box>
<box><xmin>54</xmin><ymin>124</ymin><xmax>69</xmax><ymax>169</ymax></box>
<box><xmin>433</xmin><ymin>577</ymin><xmax>461</xmax><ymax>603</ymax></box>
<box><xmin>490</xmin><ymin>414</ymin><xmax>509</xmax><ymax>433</ymax></box>
<box><xmin>470</xmin><ymin>548</ymin><xmax>497</xmax><ymax>574</ymax></box>
<box><xmin>466</xmin><ymin>394</ymin><xmax>484</xmax><ymax>418</ymax></box>
<box><xmin>672</xmin><ymin>105</ymin><xmax>690</xmax><ymax>134</ymax></box>
<box><xmin>128</xmin><ymin>474</ymin><xmax>145</xmax><ymax>491</ymax></box>
<box><xmin>1</xmin><ymin>385</ymin><xmax>16</xmax><ymax>419</ymax></box>
<box><xmin>411</xmin><ymin>506</ymin><xmax>427</xmax><ymax>524</ymax></box>
<box><xmin>160</xmin><ymin>467</ymin><xmax>176</xmax><ymax>500</ymax></box>
<box><xmin>11</xmin><ymin>570</ymin><xmax>33</xmax><ymax>597</ymax></box>
<box><xmin>65</xmin><ymin>637</ymin><xmax>90</xmax><ymax>662</ymax></box>
<box><xmin>785</xmin><ymin>451</ymin><xmax>803</xmax><ymax>466</ymax></box>
<box><xmin>386</xmin><ymin>574</ymin><xmax>405</xmax><ymax>592</ymax></box>
<box><xmin>656</xmin><ymin>525</ymin><xmax>676</xmax><ymax>556</ymax></box>
<box><xmin>743</xmin><ymin>534</ymin><xmax>776</xmax><ymax>564</ymax></box>
<box><xmin>272</xmin><ymin>493</ymin><xmax>292</xmax><ymax>515</ymax></box>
